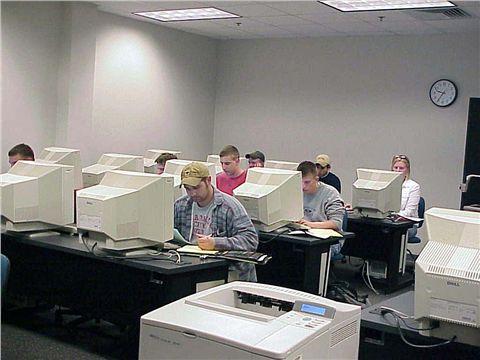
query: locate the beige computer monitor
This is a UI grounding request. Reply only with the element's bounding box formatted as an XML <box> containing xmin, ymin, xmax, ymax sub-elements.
<box><xmin>82</xmin><ymin>153</ymin><xmax>143</xmax><ymax>188</ymax></box>
<box><xmin>144</xmin><ymin>149</ymin><xmax>181</xmax><ymax>173</ymax></box>
<box><xmin>352</xmin><ymin>169</ymin><xmax>403</xmax><ymax>219</ymax></box>
<box><xmin>264</xmin><ymin>160</ymin><xmax>299</xmax><ymax>171</ymax></box>
<box><xmin>234</xmin><ymin>167</ymin><xmax>303</xmax><ymax>232</ymax></box>
<box><xmin>207</xmin><ymin>155</ymin><xmax>248</xmax><ymax>174</ymax></box>
<box><xmin>1</xmin><ymin>161</ymin><xmax>74</xmax><ymax>231</ymax></box>
<box><xmin>37</xmin><ymin>146</ymin><xmax>83</xmax><ymax>189</ymax></box>
<box><xmin>76</xmin><ymin>170</ymin><xmax>174</xmax><ymax>250</ymax></box>
<box><xmin>415</xmin><ymin>207</ymin><xmax>480</xmax><ymax>347</ymax></box>
<box><xmin>164</xmin><ymin>159</ymin><xmax>217</xmax><ymax>200</ymax></box>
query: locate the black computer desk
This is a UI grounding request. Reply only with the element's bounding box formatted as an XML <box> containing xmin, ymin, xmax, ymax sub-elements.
<box><xmin>1</xmin><ymin>231</ymin><xmax>229</xmax><ymax>329</ymax></box>
<box><xmin>360</xmin><ymin>291</ymin><xmax>480</xmax><ymax>360</ymax></box>
<box><xmin>256</xmin><ymin>230</ymin><xmax>351</xmax><ymax>296</ymax></box>
<box><xmin>342</xmin><ymin>215</ymin><xmax>414</xmax><ymax>293</ymax></box>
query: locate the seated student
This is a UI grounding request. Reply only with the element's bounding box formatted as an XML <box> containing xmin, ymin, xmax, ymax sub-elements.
<box><xmin>391</xmin><ymin>154</ymin><xmax>421</xmax><ymax>238</ymax></box>
<box><xmin>174</xmin><ymin>162</ymin><xmax>258</xmax><ymax>281</ymax></box>
<box><xmin>297</xmin><ymin>161</ymin><xmax>344</xmax><ymax>230</ymax></box>
<box><xmin>8</xmin><ymin>143</ymin><xmax>35</xmax><ymax>167</ymax></box>
<box><xmin>216</xmin><ymin>145</ymin><xmax>247</xmax><ymax>196</ymax></box>
<box><xmin>155</xmin><ymin>152</ymin><xmax>178</xmax><ymax>175</ymax></box>
<box><xmin>315</xmin><ymin>154</ymin><xmax>341</xmax><ymax>193</ymax></box>
<box><xmin>245</xmin><ymin>150</ymin><xmax>265</xmax><ymax>168</ymax></box>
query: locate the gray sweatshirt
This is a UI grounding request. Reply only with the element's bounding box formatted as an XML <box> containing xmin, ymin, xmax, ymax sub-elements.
<box><xmin>303</xmin><ymin>182</ymin><xmax>345</xmax><ymax>230</ymax></box>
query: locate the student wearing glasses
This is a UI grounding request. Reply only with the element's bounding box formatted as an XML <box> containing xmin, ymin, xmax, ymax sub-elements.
<box><xmin>391</xmin><ymin>154</ymin><xmax>421</xmax><ymax>237</ymax></box>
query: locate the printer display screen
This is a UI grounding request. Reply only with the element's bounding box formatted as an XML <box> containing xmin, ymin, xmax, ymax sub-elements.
<box><xmin>300</xmin><ymin>303</ymin><xmax>326</xmax><ymax>316</ymax></box>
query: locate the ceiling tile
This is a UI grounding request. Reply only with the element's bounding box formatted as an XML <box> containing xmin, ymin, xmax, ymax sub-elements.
<box><xmin>254</xmin><ymin>15</ymin><xmax>315</xmax><ymax>26</ymax></box>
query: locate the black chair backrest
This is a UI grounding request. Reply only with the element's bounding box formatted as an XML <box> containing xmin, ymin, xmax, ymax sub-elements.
<box><xmin>418</xmin><ymin>197</ymin><xmax>425</xmax><ymax>228</ymax></box>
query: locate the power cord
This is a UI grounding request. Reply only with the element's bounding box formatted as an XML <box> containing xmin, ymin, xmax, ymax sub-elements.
<box><xmin>79</xmin><ymin>233</ymin><xmax>183</xmax><ymax>264</ymax></box>
<box><xmin>259</xmin><ymin>227</ymin><xmax>291</xmax><ymax>244</ymax></box>
<box><xmin>361</xmin><ymin>260</ymin><xmax>380</xmax><ymax>295</ymax></box>
<box><xmin>380</xmin><ymin>308</ymin><xmax>457</xmax><ymax>348</ymax></box>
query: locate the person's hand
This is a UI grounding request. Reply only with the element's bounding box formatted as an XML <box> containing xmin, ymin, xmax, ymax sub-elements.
<box><xmin>197</xmin><ymin>234</ymin><xmax>216</xmax><ymax>250</ymax></box>
<box><xmin>297</xmin><ymin>219</ymin><xmax>314</xmax><ymax>228</ymax></box>
<box><xmin>345</xmin><ymin>203</ymin><xmax>353</xmax><ymax>211</ymax></box>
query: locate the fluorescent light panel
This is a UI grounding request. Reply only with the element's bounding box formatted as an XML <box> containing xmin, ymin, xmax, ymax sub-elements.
<box><xmin>320</xmin><ymin>1</ymin><xmax>456</xmax><ymax>12</ymax></box>
<box><xmin>133</xmin><ymin>7</ymin><xmax>240</xmax><ymax>22</ymax></box>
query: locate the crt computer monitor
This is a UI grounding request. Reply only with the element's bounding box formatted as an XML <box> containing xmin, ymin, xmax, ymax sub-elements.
<box><xmin>0</xmin><ymin>161</ymin><xmax>74</xmax><ymax>232</ymax></box>
<box><xmin>206</xmin><ymin>155</ymin><xmax>248</xmax><ymax>174</ymax></box>
<box><xmin>163</xmin><ymin>159</ymin><xmax>217</xmax><ymax>200</ymax></box>
<box><xmin>82</xmin><ymin>153</ymin><xmax>143</xmax><ymax>188</ymax></box>
<box><xmin>36</xmin><ymin>146</ymin><xmax>83</xmax><ymax>189</ymax></box>
<box><xmin>76</xmin><ymin>170</ymin><xmax>174</xmax><ymax>250</ymax></box>
<box><xmin>352</xmin><ymin>169</ymin><xmax>403</xmax><ymax>219</ymax></box>
<box><xmin>264</xmin><ymin>160</ymin><xmax>299</xmax><ymax>171</ymax></box>
<box><xmin>144</xmin><ymin>149</ymin><xmax>181</xmax><ymax>174</ymax></box>
<box><xmin>233</xmin><ymin>167</ymin><xmax>303</xmax><ymax>232</ymax></box>
<box><xmin>414</xmin><ymin>207</ymin><xmax>480</xmax><ymax>346</ymax></box>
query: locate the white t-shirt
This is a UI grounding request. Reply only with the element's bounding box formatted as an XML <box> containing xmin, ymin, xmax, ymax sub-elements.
<box><xmin>190</xmin><ymin>200</ymin><xmax>215</xmax><ymax>242</ymax></box>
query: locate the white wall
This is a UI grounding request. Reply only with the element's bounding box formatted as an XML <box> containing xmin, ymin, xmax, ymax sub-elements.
<box><xmin>88</xmin><ymin>12</ymin><xmax>218</xmax><ymax>165</ymax></box>
<box><xmin>1</xmin><ymin>1</ymin><xmax>63</xmax><ymax>172</ymax></box>
<box><xmin>2</xmin><ymin>2</ymin><xmax>218</xmax><ymax>169</ymax></box>
<box><xmin>213</xmin><ymin>33</ymin><xmax>480</xmax><ymax>213</ymax></box>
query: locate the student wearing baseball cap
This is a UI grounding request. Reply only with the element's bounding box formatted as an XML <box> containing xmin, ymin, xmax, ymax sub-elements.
<box><xmin>174</xmin><ymin>162</ymin><xmax>258</xmax><ymax>281</ymax></box>
<box><xmin>315</xmin><ymin>154</ymin><xmax>342</xmax><ymax>193</ymax></box>
<box><xmin>245</xmin><ymin>150</ymin><xmax>265</xmax><ymax>168</ymax></box>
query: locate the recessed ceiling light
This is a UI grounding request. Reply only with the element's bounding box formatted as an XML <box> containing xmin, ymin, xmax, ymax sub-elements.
<box><xmin>319</xmin><ymin>1</ymin><xmax>456</xmax><ymax>12</ymax></box>
<box><xmin>133</xmin><ymin>7</ymin><xmax>240</xmax><ymax>22</ymax></box>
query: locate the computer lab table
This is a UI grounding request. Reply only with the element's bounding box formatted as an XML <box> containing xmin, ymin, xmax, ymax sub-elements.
<box><xmin>256</xmin><ymin>230</ymin><xmax>351</xmax><ymax>296</ymax></box>
<box><xmin>342</xmin><ymin>215</ymin><xmax>414</xmax><ymax>293</ymax></box>
<box><xmin>1</xmin><ymin>231</ymin><xmax>229</xmax><ymax>329</ymax></box>
<box><xmin>360</xmin><ymin>291</ymin><xmax>480</xmax><ymax>360</ymax></box>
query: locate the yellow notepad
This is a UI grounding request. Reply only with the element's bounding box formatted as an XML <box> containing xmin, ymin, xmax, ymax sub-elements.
<box><xmin>177</xmin><ymin>245</ymin><xmax>218</xmax><ymax>255</ymax></box>
<box><xmin>307</xmin><ymin>229</ymin><xmax>343</xmax><ymax>239</ymax></box>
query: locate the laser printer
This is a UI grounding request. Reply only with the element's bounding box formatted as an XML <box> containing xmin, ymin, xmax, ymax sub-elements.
<box><xmin>139</xmin><ymin>282</ymin><xmax>361</xmax><ymax>359</ymax></box>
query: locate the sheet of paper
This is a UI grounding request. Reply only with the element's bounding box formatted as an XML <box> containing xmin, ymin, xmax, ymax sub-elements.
<box><xmin>177</xmin><ymin>245</ymin><xmax>218</xmax><ymax>255</ymax></box>
<box><xmin>307</xmin><ymin>229</ymin><xmax>343</xmax><ymax>239</ymax></box>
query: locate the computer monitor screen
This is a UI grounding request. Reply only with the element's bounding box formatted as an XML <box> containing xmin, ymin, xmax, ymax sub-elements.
<box><xmin>233</xmin><ymin>168</ymin><xmax>303</xmax><ymax>232</ymax></box>
<box><xmin>164</xmin><ymin>159</ymin><xmax>217</xmax><ymax>199</ymax></box>
<box><xmin>37</xmin><ymin>146</ymin><xmax>83</xmax><ymax>189</ymax></box>
<box><xmin>1</xmin><ymin>161</ymin><xmax>74</xmax><ymax>231</ymax></box>
<box><xmin>82</xmin><ymin>153</ymin><xmax>143</xmax><ymax>188</ymax></box>
<box><xmin>144</xmin><ymin>149</ymin><xmax>181</xmax><ymax>173</ymax></box>
<box><xmin>264</xmin><ymin>160</ymin><xmax>299</xmax><ymax>171</ymax></box>
<box><xmin>352</xmin><ymin>169</ymin><xmax>403</xmax><ymax>219</ymax></box>
<box><xmin>76</xmin><ymin>170</ymin><xmax>174</xmax><ymax>250</ymax></box>
<box><xmin>414</xmin><ymin>207</ymin><xmax>480</xmax><ymax>346</ymax></box>
<box><xmin>207</xmin><ymin>155</ymin><xmax>248</xmax><ymax>173</ymax></box>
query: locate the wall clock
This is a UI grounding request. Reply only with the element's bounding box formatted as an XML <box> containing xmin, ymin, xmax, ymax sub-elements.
<box><xmin>429</xmin><ymin>79</ymin><xmax>457</xmax><ymax>107</ymax></box>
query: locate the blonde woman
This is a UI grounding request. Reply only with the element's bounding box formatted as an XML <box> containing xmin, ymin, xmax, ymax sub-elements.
<box><xmin>391</xmin><ymin>154</ymin><xmax>421</xmax><ymax>237</ymax></box>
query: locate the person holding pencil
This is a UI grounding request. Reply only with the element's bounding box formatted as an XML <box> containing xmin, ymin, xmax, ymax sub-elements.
<box><xmin>174</xmin><ymin>162</ymin><xmax>258</xmax><ymax>282</ymax></box>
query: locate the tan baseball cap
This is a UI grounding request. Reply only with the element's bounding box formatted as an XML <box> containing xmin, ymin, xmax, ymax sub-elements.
<box><xmin>181</xmin><ymin>162</ymin><xmax>210</xmax><ymax>187</ymax></box>
<box><xmin>315</xmin><ymin>154</ymin><xmax>330</xmax><ymax>168</ymax></box>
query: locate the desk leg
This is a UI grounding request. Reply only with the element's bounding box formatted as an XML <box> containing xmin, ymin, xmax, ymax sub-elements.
<box><xmin>303</xmin><ymin>246</ymin><xmax>331</xmax><ymax>296</ymax></box>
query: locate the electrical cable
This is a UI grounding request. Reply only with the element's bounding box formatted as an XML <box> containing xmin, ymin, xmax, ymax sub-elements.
<box><xmin>380</xmin><ymin>310</ymin><xmax>457</xmax><ymax>348</ymax></box>
<box><xmin>258</xmin><ymin>227</ymin><xmax>291</xmax><ymax>244</ymax></box>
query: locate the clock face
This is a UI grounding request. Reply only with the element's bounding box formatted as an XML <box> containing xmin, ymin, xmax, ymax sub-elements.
<box><xmin>429</xmin><ymin>79</ymin><xmax>457</xmax><ymax>107</ymax></box>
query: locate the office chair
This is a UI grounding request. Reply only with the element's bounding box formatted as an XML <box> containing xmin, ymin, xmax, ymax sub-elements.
<box><xmin>408</xmin><ymin>196</ymin><xmax>425</xmax><ymax>244</ymax></box>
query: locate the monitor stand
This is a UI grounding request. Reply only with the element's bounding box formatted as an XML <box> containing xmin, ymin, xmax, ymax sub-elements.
<box><xmin>82</xmin><ymin>231</ymin><xmax>162</xmax><ymax>250</ymax></box>
<box><xmin>253</xmin><ymin>220</ymin><xmax>291</xmax><ymax>232</ymax></box>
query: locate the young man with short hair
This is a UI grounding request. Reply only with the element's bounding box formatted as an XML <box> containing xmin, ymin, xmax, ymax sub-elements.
<box><xmin>8</xmin><ymin>143</ymin><xmax>35</xmax><ymax>167</ymax></box>
<box><xmin>155</xmin><ymin>153</ymin><xmax>178</xmax><ymax>175</ymax></box>
<box><xmin>245</xmin><ymin>150</ymin><xmax>265</xmax><ymax>168</ymax></box>
<box><xmin>216</xmin><ymin>145</ymin><xmax>247</xmax><ymax>196</ymax></box>
<box><xmin>297</xmin><ymin>161</ymin><xmax>344</xmax><ymax>230</ymax></box>
<box><xmin>174</xmin><ymin>162</ymin><xmax>258</xmax><ymax>281</ymax></box>
<box><xmin>315</xmin><ymin>154</ymin><xmax>342</xmax><ymax>193</ymax></box>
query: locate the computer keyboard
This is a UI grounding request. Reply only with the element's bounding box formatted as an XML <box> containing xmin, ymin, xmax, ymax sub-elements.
<box><xmin>216</xmin><ymin>250</ymin><xmax>271</xmax><ymax>265</ymax></box>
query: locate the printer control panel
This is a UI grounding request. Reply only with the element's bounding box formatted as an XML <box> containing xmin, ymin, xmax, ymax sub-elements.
<box><xmin>280</xmin><ymin>301</ymin><xmax>336</xmax><ymax>330</ymax></box>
